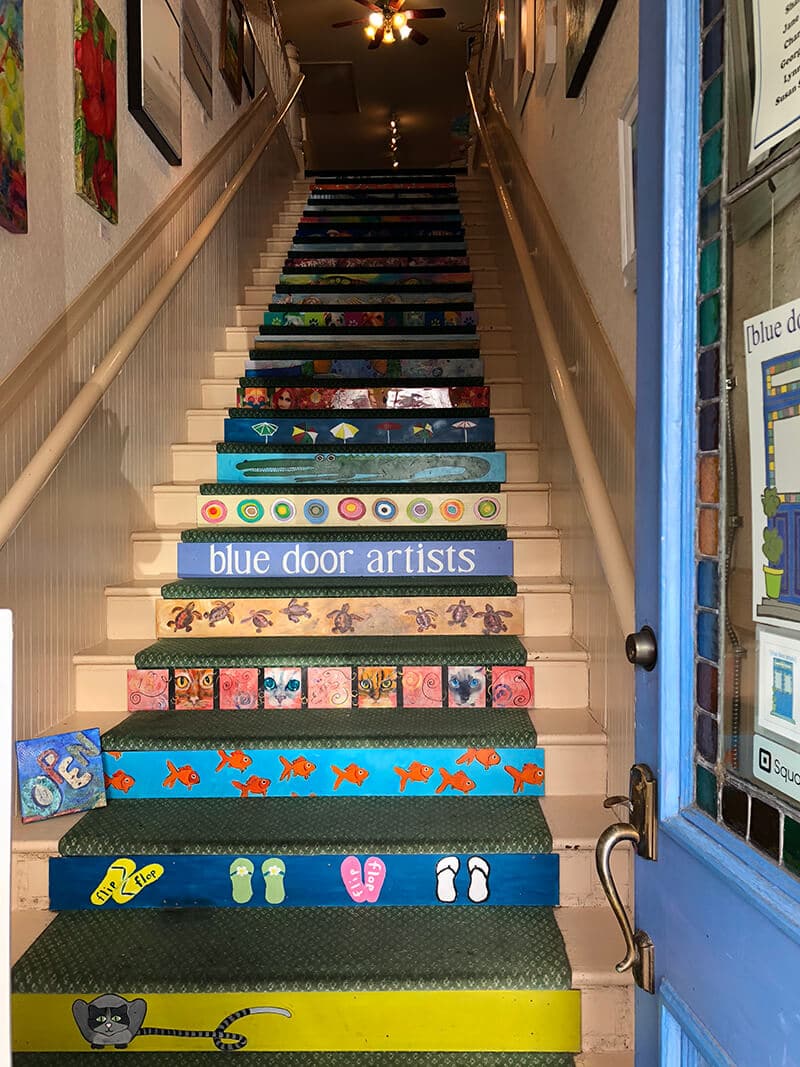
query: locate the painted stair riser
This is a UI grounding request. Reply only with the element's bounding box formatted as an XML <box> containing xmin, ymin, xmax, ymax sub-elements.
<box><xmin>127</xmin><ymin>665</ymin><xmax>535</xmax><ymax>712</ymax></box>
<box><xmin>276</xmin><ymin>258</ymin><xmax>471</xmax><ymax>272</ymax></box>
<box><xmin>12</xmin><ymin>991</ymin><xmax>581</xmax><ymax>1054</ymax></box>
<box><xmin>197</xmin><ymin>492</ymin><xmax>506</xmax><ymax>529</ymax></box>
<box><xmin>49</xmin><ymin>852</ymin><xmax>559</xmax><ymax>910</ymax></box>
<box><xmin>223</xmin><ymin>416</ymin><xmax>495</xmax><ymax>446</ymax></box>
<box><xmin>234</xmin><ymin>384</ymin><xmax>490</xmax><ymax>410</ymax></box>
<box><xmin>214</xmin><ymin>453</ymin><xmax>506</xmax><ymax>487</ymax></box>
<box><xmin>250</xmin><ymin>336</ymin><xmax>478</xmax><ymax>352</ymax></box>
<box><xmin>100</xmin><ymin>747</ymin><xmax>545</xmax><ymax>800</ymax></box>
<box><xmin>270</xmin><ymin>289</ymin><xmax>475</xmax><ymax>304</ymax></box>
<box><xmin>276</xmin><ymin>272</ymin><xmax>472</xmax><ymax>288</ymax></box>
<box><xmin>242</xmin><ymin>358</ymin><xmax>483</xmax><ymax>378</ymax></box>
<box><xmin>262</xmin><ymin>310</ymin><xmax>474</xmax><ymax>328</ymax></box>
<box><xmin>176</xmin><ymin>540</ymin><xmax>512</xmax><ymax>580</ymax></box>
<box><xmin>156</xmin><ymin>596</ymin><xmax>522</xmax><ymax>640</ymax></box>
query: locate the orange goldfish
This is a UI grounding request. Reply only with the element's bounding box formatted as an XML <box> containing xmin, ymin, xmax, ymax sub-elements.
<box><xmin>394</xmin><ymin>761</ymin><xmax>434</xmax><ymax>792</ymax></box>
<box><xmin>232</xmin><ymin>775</ymin><xmax>271</xmax><ymax>798</ymax></box>
<box><xmin>163</xmin><ymin>760</ymin><xmax>200</xmax><ymax>790</ymax></box>
<box><xmin>106</xmin><ymin>751</ymin><xmax>122</xmax><ymax>760</ymax></box>
<box><xmin>279</xmin><ymin>755</ymin><xmax>317</xmax><ymax>781</ymax></box>
<box><xmin>331</xmin><ymin>763</ymin><xmax>369</xmax><ymax>790</ymax></box>
<box><xmin>504</xmin><ymin>763</ymin><xmax>545</xmax><ymax>794</ymax></box>
<box><xmin>216</xmin><ymin>749</ymin><xmax>253</xmax><ymax>774</ymax></box>
<box><xmin>104</xmin><ymin>770</ymin><xmax>135</xmax><ymax>793</ymax></box>
<box><xmin>435</xmin><ymin>768</ymin><xmax>476</xmax><ymax>794</ymax></box>
<box><xmin>456</xmin><ymin>747</ymin><xmax>501</xmax><ymax>770</ymax></box>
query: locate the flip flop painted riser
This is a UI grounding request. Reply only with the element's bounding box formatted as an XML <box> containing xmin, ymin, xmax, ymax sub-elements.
<box><xmin>50</xmin><ymin>852</ymin><xmax>559</xmax><ymax>910</ymax></box>
<box><xmin>223</xmin><ymin>416</ymin><xmax>494</xmax><ymax>446</ymax></box>
<box><xmin>235</xmin><ymin>384</ymin><xmax>490</xmax><ymax>410</ymax></box>
<box><xmin>12</xmin><ymin>990</ymin><xmax>581</xmax><ymax>1053</ymax></box>
<box><xmin>242</xmin><ymin>359</ymin><xmax>483</xmax><ymax>379</ymax></box>
<box><xmin>126</xmin><ymin>665</ymin><xmax>535</xmax><ymax>712</ymax></box>
<box><xmin>215</xmin><ymin>453</ymin><xmax>506</xmax><ymax>486</ymax></box>
<box><xmin>197</xmin><ymin>492</ymin><xmax>505</xmax><ymax>529</ymax></box>
<box><xmin>156</xmin><ymin>595</ymin><xmax>521</xmax><ymax>640</ymax></box>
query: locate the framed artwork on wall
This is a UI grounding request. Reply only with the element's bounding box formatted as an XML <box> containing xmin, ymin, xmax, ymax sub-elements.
<box><xmin>242</xmin><ymin>11</ymin><xmax>256</xmax><ymax>99</ymax></box>
<box><xmin>73</xmin><ymin>0</ymin><xmax>118</xmax><ymax>223</ymax></box>
<box><xmin>127</xmin><ymin>0</ymin><xmax>182</xmax><ymax>165</ymax></box>
<box><xmin>0</xmin><ymin>0</ymin><xmax>27</xmax><ymax>234</ymax></box>
<box><xmin>220</xmin><ymin>0</ymin><xmax>244</xmax><ymax>105</ymax></box>
<box><xmin>564</xmin><ymin>0</ymin><xmax>618</xmax><ymax>98</ymax></box>
<box><xmin>535</xmin><ymin>0</ymin><xmax>557</xmax><ymax>97</ymax></box>
<box><xmin>617</xmin><ymin>82</ymin><xmax>637</xmax><ymax>290</ymax></box>
<box><xmin>183</xmin><ymin>0</ymin><xmax>213</xmax><ymax>117</ymax></box>
<box><xmin>514</xmin><ymin>0</ymin><xmax>534</xmax><ymax>114</ymax></box>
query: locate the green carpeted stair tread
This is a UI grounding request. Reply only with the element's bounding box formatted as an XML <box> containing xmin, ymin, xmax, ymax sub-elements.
<box><xmin>134</xmin><ymin>635</ymin><xmax>528</xmax><ymax>668</ymax></box>
<box><xmin>181</xmin><ymin>525</ymin><xmax>507</xmax><ymax>543</ymax></box>
<box><xmin>101</xmin><ymin>707</ymin><xmax>537</xmax><ymax>751</ymax></box>
<box><xmin>59</xmin><ymin>796</ymin><xmax>551</xmax><ymax>856</ymax></box>
<box><xmin>14</xmin><ymin>1053</ymin><xmax>574</xmax><ymax>1065</ymax></box>
<box><xmin>161</xmin><ymin>576</ymin><xmax>517</xmax><ymax>598</ymax></box>
<box><xmin>11</xmin><ymin>906</ymin><xmax>572</xmax><ymax>992</ymax></box>
<box><xmin>198</xmin><ymin>482</ymin><xmax>502</xmax><ymax>497</ymax></box>
<box><xmin>215</xmin><ymin>442</ymin><xmax>493</xmax><ymax>454</ymax></box>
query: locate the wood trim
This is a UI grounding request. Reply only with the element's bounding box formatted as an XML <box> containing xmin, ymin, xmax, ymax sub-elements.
<box><xmin>0</xmin><ymin>85</ymin><xmax>283</xmax><ymax>423</ymax></box>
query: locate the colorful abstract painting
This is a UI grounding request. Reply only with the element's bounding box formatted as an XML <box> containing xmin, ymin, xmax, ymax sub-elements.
<box><xmin>73</xmin><ymin>0</ymin><xmax>117</xmax><ymax>222</ymax></box>
<box><xmin>0</xmin><ymin>0</ymin><xmax>27</xmax><ymax>233</ymax></box>
<box><xmin>16</xmin><ymin>729</ymin><xmax>106</xmax><ymax>823</ymax></box>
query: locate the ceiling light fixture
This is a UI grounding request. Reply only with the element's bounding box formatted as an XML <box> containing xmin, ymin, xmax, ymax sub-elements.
<box><xmin>390</xmin><ymin>112</ymin><xmax>400</xmax><ymax>171</ymax></box>
<box><xmin>369</xmin><ymin>11</ymin><xmax>383</xmax><ymax>26</ymax></box>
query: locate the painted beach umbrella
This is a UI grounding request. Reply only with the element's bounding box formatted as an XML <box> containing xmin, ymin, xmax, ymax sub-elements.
<box><xmin>453</xmin><ymin>420</ymin><xmax>477</xmax><ymax>442</ymax></box>
<box><xmin>377</xmin><ymin>421</ymin><xmax>402</xmax><ymax>443</ymax></box>
<box><xmin>252</xmin><ymin>422</ymin><xmax>279</xmax><ymax>440</ymax></box>
<box><xmin>292</xmin><ymin>424</ymin><xmax>319</xmax><ymax>444</ymax></box>
<box><xmin>413</xmin><ymin>422</ymin><xmax>434</xmax><ymax>441</ymax></box>
<box><xmin>331</xmin><ymin>421</ymin><xmax>359</xmax><ymax>443</ymax></box>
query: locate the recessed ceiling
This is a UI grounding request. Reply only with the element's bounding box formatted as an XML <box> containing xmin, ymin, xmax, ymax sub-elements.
<box><xmin>275</xmin><ymin>0</ymin><xmax>485</xmax><ymax>170</ymax></box>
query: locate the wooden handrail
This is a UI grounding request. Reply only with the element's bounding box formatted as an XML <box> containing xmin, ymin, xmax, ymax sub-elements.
<box><xmin>0</xmin><ymin>74</ymin><xmax>304</xmax><ymax>553</ymax></box>
<box><xmin>466</xmin><ymin>70</ymin><xmax>636</xmax><ymax>635</ymax></box>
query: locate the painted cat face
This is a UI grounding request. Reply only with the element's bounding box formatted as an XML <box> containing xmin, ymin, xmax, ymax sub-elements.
<box><xmin>447</xmin><ymin>666</ymin><xmax>486</xmax><ymax>708</ymax></box>
<box><xmin>174</xmin><ymin>669</ymin><xmax>214</xmax><ymax>710</ymax></box>
<box><xmin>357</xmin><ymin>667</ymin><xmax>397</xmax><ymax>708</ymax></box>
<box><xmin>88</xmin><ymin>1002</ymin><xmax>130</xmax><ymax>1037</ymax></box>
<box><xmin>263</xmin><ymin>668</ymin><xmax>303</xmax><ymax>708</ymax></box>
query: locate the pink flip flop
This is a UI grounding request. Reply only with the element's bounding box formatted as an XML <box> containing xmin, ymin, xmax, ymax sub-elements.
<box><xmin>340</xmin><ymin>855</ymin><xmax>365</xmax><ymax>902</ymax></box>
<box><xmin>362</xmin><ymin>856</ymin><xmax>387</xmax><ymax>903</ymax></box>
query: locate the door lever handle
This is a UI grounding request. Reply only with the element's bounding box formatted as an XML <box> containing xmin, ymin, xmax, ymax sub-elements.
<box><xmin>595</xmin><ymin>822</ymin><xmax>642</xmax><ymax>973</ymax></box>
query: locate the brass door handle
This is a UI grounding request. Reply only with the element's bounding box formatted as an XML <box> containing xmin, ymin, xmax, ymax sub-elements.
<box><xmin>595</xmin><ymin>822</ymin><xmax>641</xmax><ymax>973</ymax></box>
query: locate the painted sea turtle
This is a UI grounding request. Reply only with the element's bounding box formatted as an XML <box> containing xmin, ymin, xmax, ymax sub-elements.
<box><xmin>475</xmin><ymin>604</ymin><xmax>514</xmax><ymax>636</ymax></box>
<box><xmin>281</xmin><ymin>598</ymin><xmax>312</xmax><ymax>624</ymax></box>
<box><xmin>326</xmin><ymin>603</ymin><xmax>365</xmax><ymax>635</ymax></box>
<box><xmin>242</xmin><ymin>608</ymin><xmax>274</xmax><ymax>632</ymax></box>
<box><xmin>405</xmin><ymin>606</ymin><xmax>438</xmax><ymax>633</ymax></box>
<box><xmin>446</xmin><ymin>600</ymin><xmax>475</xmax><ymax>628</ymax></box>
<box><xmin>203</xmin><ymin>601</ymin><xmax>235</xmax><ymax>628</ymax></box>
<box><xmin>167</xmin><ymin>602</ymin><xmax>202</xmax><ymax>633</ymax></box>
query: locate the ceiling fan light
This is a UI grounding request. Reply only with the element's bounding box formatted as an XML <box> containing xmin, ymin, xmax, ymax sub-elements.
<box><xmin>384</xmin><ymin>28</ymin><xmax>395</xmax><ymax>42</ymax></box>
<box><xmin>398</xmin><ymin>23</ymin><xmax>411</xmax><ymax>38</ymax></box>
<box><xmin>368</xmin><ymin>11</ymin><xmax>383</xmax><ymax>26</ymax></box>
<box><xmin>364</xmin><ymin>24</ymin><xmax>377</xmax><ymax>37</ymax></box>
<box><xmin>393</xmin><ymin>11</ymin><xmax>407</xmax><ymax>27</ymax></box>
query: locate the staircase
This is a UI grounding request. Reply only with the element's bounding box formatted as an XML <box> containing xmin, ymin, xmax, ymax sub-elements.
<box><xmin>11</xmin><ymin>171</ymin><xmax>633</xmax><ymax>1063</ymax></box>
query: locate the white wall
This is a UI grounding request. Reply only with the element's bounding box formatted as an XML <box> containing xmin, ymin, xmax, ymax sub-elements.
<box><xmin>493</xmin><ymin>0</ymin><xmax>638</xmax><ymax>392</ymax></box>
<box><xmin>1</xmin><ymin>0</ymin><xmax>256</xmax><ymax>379</ymax></box>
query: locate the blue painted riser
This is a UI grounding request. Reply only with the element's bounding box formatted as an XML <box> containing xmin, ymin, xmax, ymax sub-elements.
<box><xmin>49</xmin><ymin>852</ymin><xmax>559</xmax><ymax>910</ymax></box>
<box><xmin>223</xmin><ymin>417</ymin><xmax>496</xmax><ymax>446</ymax></box>
<box><xmin>102</xmin><ymin>748</ymin><xmax>546</xmax><ymax>799</ymax></box>
<box><xmin>177</xmin><ymin>540</ymin><xmax>513</xmax><ymax>579</ymax></box>
<box><xmin>215</xmin><ymin>452</ymin><xmax>506</xmax><ymax>485</ymax></box>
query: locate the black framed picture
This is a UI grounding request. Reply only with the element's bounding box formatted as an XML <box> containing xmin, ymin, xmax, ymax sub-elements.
<box><xmin>127</xmin><ymin>0</ymin><xmax>182</xmax><ymax>164</ymax></box>
<box><xmin>242</xmin><ymin>12</ymin><xmax>256</xmax><ymax>99</ymax></box>
<box><xmin>565</xmin><ymin>0</ymin><xmax>618</xmax><ymax>99</ymax></box>
<box><xmin>220</xmin><ymin>0</ymin><xmax>244</xmax><ymax>105</ymax></box>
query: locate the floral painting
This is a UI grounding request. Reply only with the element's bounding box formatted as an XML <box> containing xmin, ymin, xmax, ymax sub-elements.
<box><xmin>0</xmin><ymin>0</ymin><xmax>27</xmax><ymax>234</ymax></box>
<box><xmin>73</xmin><ymin>0</ymin><xmax>117</xmax><ymax>222</ymax></box>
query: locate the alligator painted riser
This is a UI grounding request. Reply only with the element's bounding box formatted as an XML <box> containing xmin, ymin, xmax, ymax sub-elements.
<box><xmin>215</xmin><ymin>452</ymin><xmax>506</xmax><ymax>486</ymax></box>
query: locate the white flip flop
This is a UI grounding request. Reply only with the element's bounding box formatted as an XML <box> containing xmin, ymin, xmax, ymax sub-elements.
<box><xmin>467</xmin><ymin>855</ymin><xmax>490</xmax><ymax>903</ymax></box>
<box><xmin>435</xmin><ymin>855</ymin><xmax>460</xmax><ymax>903</ymax></box>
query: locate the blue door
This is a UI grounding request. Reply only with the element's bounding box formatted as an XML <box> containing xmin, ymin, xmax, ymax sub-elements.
<box><xmin>634</xmin><ymin>1</ymin><xmax>800</xmax><ymax>1062</ymax></box>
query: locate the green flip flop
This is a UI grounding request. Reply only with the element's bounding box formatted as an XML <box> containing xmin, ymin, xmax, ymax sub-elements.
<box><xmin>262</xmin><ymin>857</ymin><xmax>286</xmax><ymax>904</ymax></box>
<box><xmin>229</xmin><ymin>857</ymin><xmax>254</xmax><ymax>904</ymax></box>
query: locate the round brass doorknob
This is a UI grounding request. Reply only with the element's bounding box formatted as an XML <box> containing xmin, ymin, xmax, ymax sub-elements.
<box><xmin>625</xmin><ymin>626</ymin><xmax>657</xmax><ymax>671</ymax></box>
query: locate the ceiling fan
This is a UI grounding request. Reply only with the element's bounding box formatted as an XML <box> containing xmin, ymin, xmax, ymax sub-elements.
<box><xmin>333</xmin><ymin>0</ymin><xmax>446</xmax><ymax>49</ymax></box>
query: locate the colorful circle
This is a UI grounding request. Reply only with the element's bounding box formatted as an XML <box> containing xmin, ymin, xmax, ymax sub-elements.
<box><xmin>407</xmin><ymin>498</ymin><xmax>433</xmax><ymax>523</ymax></box>
<box><xmin>338</xmin><ymin>497</ymin><xmax>367</xmax><ymax>521</ymax></box>
<box><xmin>440</xmin><ymin>499</ymin><xmax>465</xmax><ymax>522</ymax></box>
<box><xmin>271</xmin><ymin>499</ymin><xmax>296</xmax><ymax>523</ymax></box>
<box><xmin>475</xmin><ymin>497</ymin><xmax>500</xmax><ymax>520</ymax></box>
<box><xmin>373</xmin><ymin>498</ymin><xmax>398</xmax><ymax>522</ymax></box>
<box><xmin>200</xmin><ymin>500</ymin><xmax>228</xmax><ymax>524</ymax></box>
<box><xmin>304</xmin><ymin>499</ymin><xmax>329</xmax><ymax>524</ymax></box>
<box><xmin>237</xmin><ymin>499</ymin><xmax>264</xmax><ymax>523</ymax></box>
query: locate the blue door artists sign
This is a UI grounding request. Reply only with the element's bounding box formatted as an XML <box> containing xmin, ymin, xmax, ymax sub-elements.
<box><xmin>177</xmin><ymin>539</ymin><xmax>513</xmax><ymax>579</ymax></box>
<box><xmin>223</xmin><ymin>416</ymin><xmax>496</xmax><ymax>446</ymax></box>
<box><xmin>49</xmin><ymin>851</ymin><xmax>559</xmax><ymax>910</ymax></box>
<box><xmin>215</xmin><ymin>451</ymin><xmax>506</xmax><ymax>485</ymax></box>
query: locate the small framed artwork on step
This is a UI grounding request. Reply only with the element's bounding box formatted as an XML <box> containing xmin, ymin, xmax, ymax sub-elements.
<box><xmin>127</xmin><ymin>0</ymin><xmax>182</xmax><ymax>165</ymax></box>
<box><xmin>242</xmin><ymin>11</ymin><xmax>256</xmax><ymax>99</ymax></box>
<box><xmin>220</xmin><ymin>0</ymin><xmax>244</xmax><ymax>104</ymax></box>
